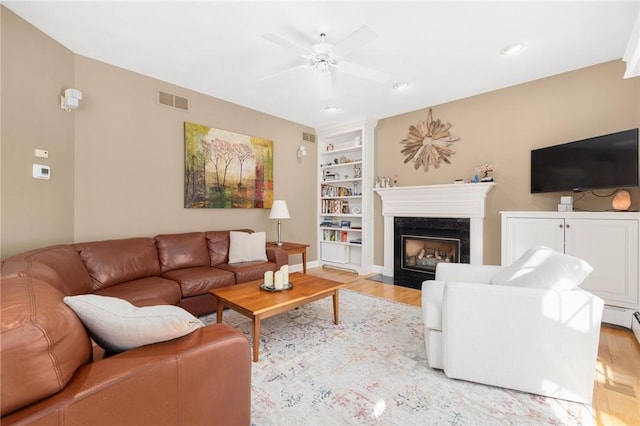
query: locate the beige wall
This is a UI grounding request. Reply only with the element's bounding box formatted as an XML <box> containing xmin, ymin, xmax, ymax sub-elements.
<box><xmin>1</xmin><ymin>8</ymin><xmax>317</xmax><ymax>259</ymax></box>
<box><xmin>374</xmin><ymin>60</ymin><xmax>640</xmax><ymax>266</ymax></box>
<box><xmin>1</xmin><ymin>7</ymin><xmax>76</xmax><ymax>257</ymax></box>
<box><xmin>73</xmin><ymin>56</ymin><xmax>316</xmax><ymax>252</ymax></box>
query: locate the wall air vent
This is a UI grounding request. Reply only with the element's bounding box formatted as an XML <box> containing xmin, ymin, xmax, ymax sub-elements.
<box><xmin>157</xmin><ymin>90</ymin><xmax>189</xmax><ymax>112</ymax></box>
<box><xmin>303</xmin><ymin>132</ymin><xmax>316</xmax><ymax>143</ymax></box>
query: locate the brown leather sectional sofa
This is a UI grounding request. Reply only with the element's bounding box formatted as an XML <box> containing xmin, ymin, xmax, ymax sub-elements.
<box><xmin>1</xmin><ymin>230</ymin><xmax>287</xmax><ymax>425</ymax></box>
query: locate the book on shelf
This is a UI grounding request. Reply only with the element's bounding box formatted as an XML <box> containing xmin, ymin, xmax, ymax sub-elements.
<box><xmin>340</xmin><ymin>231</ymin><xmax>348</xmax><ymax>242</ymax></box>
<box><xmin>324</xmin><ymin>229</ymin><xmax>340</xmax><ymax>241</ymax></box>
<box><xmin>340</xmin><ymin>220</ymin><xmax>351</xmax><ymax>228</ymax></box>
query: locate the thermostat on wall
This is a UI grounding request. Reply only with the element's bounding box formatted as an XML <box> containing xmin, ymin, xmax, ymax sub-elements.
<box><xmin>33</xmin><ymin>164</ymin><xmax>51</xmax><ymax>179</ymax></box>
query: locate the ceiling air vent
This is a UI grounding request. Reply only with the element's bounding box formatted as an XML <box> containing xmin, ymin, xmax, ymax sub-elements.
<box><xmin>303</xmin><ymin>132</ymin><xmax>316</xmax><ymax>143</ymax></box>
<box><xmin>157</xmin><ymin>90</ymin><xmax>189</xmax><ymax>112</ymax></box>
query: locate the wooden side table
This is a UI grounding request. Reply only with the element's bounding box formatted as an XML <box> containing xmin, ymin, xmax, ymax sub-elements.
<box><xmin>267</xmin><ymin>241</ymin><xmax>310</xmax><ymax>273</ymax></box>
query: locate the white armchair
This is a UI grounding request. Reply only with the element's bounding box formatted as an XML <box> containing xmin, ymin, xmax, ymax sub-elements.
<box><xmin>422</xmin><ymin>260</ymin><xmax>604</xmax><ymax>404</ymax></box>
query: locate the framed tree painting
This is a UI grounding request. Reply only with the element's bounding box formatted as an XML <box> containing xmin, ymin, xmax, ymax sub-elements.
<box><xmin>184</xmin><ymin>122</ymin><xmax>273</xmax><ymax>208</ymax></box>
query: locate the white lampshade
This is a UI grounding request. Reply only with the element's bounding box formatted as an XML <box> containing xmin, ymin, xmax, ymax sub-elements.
<box><xmin>269</xmin><ymin>200</ymin><xmax>290</xmax><ymax>219</ymax></box>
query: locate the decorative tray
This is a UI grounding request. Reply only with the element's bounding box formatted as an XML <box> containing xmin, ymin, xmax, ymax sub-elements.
<box><xmin>260</xmin><ymin>282</ymin><xmax>293</xmax><ymax>292</ymax></box>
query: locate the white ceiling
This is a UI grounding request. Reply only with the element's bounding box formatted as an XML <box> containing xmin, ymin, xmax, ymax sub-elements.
<box><xmin>4</xmin><ymin>1</ymin><xmax>639</xmax><ymax>129</ymax></box>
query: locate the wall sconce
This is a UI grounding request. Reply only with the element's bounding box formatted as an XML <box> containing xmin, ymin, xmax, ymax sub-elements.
<box><xmin>60</xmin><ymin>88</ymin><xmax>82</xmax><ymax>112</ymax></box>
<box><xmin>297</xmin><ymin>145</ymin><xmax>307</xmax><ymax>158</ymax></box>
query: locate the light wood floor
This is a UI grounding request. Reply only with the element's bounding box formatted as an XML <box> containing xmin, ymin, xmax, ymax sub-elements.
<box><xmin>306</xmin><ymin>267</ymin><xmax>640</xmax><ymax>426</ymax></box>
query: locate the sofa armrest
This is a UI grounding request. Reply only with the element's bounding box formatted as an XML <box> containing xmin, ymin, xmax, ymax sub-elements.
<box><xmin>2</xmin><ymin>324</ymin><xmax>251</xmax><ymax>426</ymax></box>
<box><xmin>421</xmin><ymin>280</ymin><xmax>445</xmax><ymax>330</ymax></box>
<box><xmin>442</xmin><ymin>282</ymin><xmax>603</xmax><ymax>403</ymax></box>
<box><xmin>434</xmin><ymin>263</ymin><xmax>503</xmax><ymax>283</ymax></box>
<box><xmin>266</xmin><ymin>245</ymin><xmax>288</xmax><ymax>269</ymax></box>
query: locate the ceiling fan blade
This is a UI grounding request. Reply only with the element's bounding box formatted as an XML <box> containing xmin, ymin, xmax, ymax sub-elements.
<box><xmin>337</xmin><ymin>61</ymin><xmax>390</xmax><ymax>84</ymax></box>
<box><xmin>260</xmin><ymin>61</ymin><xmax>309</xmax><ymax>81</ymax></box>
<box><xmin>262</xmin><ymin>33</ymin><xmax>312</xmax><ymax>57</ymax></box>
<box><xmin>333</xmin><ymin>25</ymin><xmax>378</xmax><ymax>58</ymax></box>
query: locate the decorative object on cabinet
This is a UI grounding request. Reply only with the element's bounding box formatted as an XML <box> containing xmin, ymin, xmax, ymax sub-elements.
<box><xmin>184</xmin><ymin>121</ymin><xmax>273</xmax><ymax>209</ymax></box>
<box><xmin>612</xmin><ymin>189</ymin><xmax>632</xmax><ymax>211</ymax></box>
<box><xmin>400</xmin><ymin>108</ymin><xmax>459</xmax><ymax>172</ymax></box>
<box><xmin>269</xmin><ymin>200</ymin><xmax>290</xmax><ymax>246</ymax></box>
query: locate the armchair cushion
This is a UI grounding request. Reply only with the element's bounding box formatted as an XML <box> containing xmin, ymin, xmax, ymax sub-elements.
<box><xmin>490</xmin><ymin>246</ymin><xmax>593</xmax><ymax>291</ymax></box>
<box><xmin>63</xmin><ymin>294</ymin><xmax>204</xmax><ymax>353</ymax></box>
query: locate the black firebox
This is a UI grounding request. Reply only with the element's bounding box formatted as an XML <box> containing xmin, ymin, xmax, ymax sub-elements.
<box><xmin>393</xmin><ymin>217</ymin><xmax>470</xmax><ymax>289</ymax></box>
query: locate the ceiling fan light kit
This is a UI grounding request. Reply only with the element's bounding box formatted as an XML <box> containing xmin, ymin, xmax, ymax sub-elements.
<box><xmin>262</xmin><ymin>25</ymin><xmax>391</xmax><ymax>97</ymax></box>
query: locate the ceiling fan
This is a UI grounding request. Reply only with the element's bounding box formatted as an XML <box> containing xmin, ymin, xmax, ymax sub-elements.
<box><xmin>262</xmin><ymin>26</ymin><xmax>391</xmax><ymax>97</ymax></box>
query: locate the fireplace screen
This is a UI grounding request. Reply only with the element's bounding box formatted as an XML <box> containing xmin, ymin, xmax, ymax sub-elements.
<box><xmin>402</xmin><ymin>235</ymin><xmax>460</xmax><ymax>274</ymax></box>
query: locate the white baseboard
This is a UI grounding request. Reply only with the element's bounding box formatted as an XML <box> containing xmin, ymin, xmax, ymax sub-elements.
<box><xmin>602</xmin><ymin>305</ymin><xmax>636</xmax><ymax>328</ymax></box>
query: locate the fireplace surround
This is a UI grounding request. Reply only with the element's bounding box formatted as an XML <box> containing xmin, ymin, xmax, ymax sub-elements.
<box><xmin>394</xmin><ymin>217</ymin><xmax>470</xmax><ymax>288</ymax></box>
<box><xmin>375</xmin><ymin>183</ymin><xmax>495</xmax><ymax>287</ymax></box>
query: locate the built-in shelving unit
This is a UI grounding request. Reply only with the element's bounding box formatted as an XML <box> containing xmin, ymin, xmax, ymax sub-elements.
<box><xmin>316</xmin><ymin>120</ymin><xmax>376</xmax><ymax>274</ymax></box>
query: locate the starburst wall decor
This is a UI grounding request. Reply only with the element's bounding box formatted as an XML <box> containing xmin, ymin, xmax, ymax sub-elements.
<box><xmin>400</xmin><ymin>108</ymin><xmax>459</xmax><ymax>171</ymax></box>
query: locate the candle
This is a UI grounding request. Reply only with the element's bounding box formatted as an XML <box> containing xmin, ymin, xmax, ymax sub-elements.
<box><xmin>274</xmin><ymin>270</ymin><xmax>283</xmax><ymax>289</ymax></box>
<box><xmin>264</xmin><ymin>271</ymin><xmax>273</xmax><ymax>287</ymax></box>
<box><xmin>280</xmin><ymin>265</ymin><xmax>289</xmax><ymax>286</ymax></box>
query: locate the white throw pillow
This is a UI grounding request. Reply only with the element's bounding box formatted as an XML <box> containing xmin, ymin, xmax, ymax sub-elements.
<box><xmin>490</xmin><ymin>246</ymin><xmax>593</xmax><ymax>291</ymax></box>
<box><xmin>228</xmin><ymin>231</ymin><xmax>268</xmax><ymax>263</ymax></box>
<box><xmin>63</xmin><ymin>294</ymin><xmax>204</xmax><ymax>353</ymax></box>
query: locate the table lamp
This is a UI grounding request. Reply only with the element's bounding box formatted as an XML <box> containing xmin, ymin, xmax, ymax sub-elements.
<box><xmin>269</xmin><ymin>200</ymin><xmax>290</xmax><ymax>246</ymax></box>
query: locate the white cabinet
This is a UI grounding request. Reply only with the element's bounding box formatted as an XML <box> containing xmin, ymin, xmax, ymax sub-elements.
<box><xmin>317</xmin><ymin>120</ymin><xmax>376</xmax><ymax>274</ymax></box>
<box><xmin>501</xmin><ymin>211</ymin><xmax>640</xmax><ymax>327</ymax></box>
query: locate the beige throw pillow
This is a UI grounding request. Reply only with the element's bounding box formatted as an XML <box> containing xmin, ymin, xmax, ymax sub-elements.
<box><xmin>64</xmin><ymin>294</ymin><xmax>204</xmax><ymax>353</ymax></box>
<box><xmin>228</xmin><ymin>231</ymin><xmax>268</xmax><ymax>263</ymax></box>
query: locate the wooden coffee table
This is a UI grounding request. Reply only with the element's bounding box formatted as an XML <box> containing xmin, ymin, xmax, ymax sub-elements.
<box><xmin>210</xmin><ymin>273</ymin><xmax>345</xmax><ymax>362</ymax></box>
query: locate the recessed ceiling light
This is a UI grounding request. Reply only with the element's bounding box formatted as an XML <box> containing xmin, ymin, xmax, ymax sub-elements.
<box><xmin>324</xmin><ymin>106</ymin><xmax>338</xmax><ymax>112</ymax></box>
<box><xmin>393</xmin><ymin>82</ymin><xmax>409</xmax><ymax>90</ymax></box>
<box><xmin>501</xmin><ymin>43</ymin><xmax>525</xmax><ymax>55</ymax></box>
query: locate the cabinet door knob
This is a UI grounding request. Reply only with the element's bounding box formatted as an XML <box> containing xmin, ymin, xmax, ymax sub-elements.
<box><xmin>566</xmin><ymin>224</ymin><xmax>570</xmax><ymax>229</ymax></box>
<box><xmin>559</xmin><ymin>224</ymin><xmax>563</xmax><ymax>228</ymax></box>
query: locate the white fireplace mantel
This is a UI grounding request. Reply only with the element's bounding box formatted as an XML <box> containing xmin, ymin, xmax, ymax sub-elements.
<box><xmin>374</xmin><ymin>183</ymin><xmax>495</xmax><ymax>277</ymax></box>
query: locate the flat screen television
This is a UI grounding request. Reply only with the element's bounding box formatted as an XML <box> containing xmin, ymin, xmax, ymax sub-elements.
<box><xmin>531</xmin><ymin>128</ymin><xmax>639</xmax><ymax>193</ymax></box>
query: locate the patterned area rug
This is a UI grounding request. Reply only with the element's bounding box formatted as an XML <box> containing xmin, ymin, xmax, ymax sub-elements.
<box><xmin>201</xmin><ymin>289</ymin><xmax>594</xmax><ymax>425</ymax></box>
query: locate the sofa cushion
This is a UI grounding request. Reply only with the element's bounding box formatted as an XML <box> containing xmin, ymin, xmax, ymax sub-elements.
<box><xmin>63</xmin><ymin>294</ymin><xmax>205</xmax><ymax>353</ymax></box>
<box><xmin>206</xmin><ymin>230</ymin><xmax>231</xmax><ymax>266</ymax></box>
<box><xmin>228</xmin><ymin>231</ymin><xmax>267</xmax><ymax>263</ymax></box>
<box><xmin>216</xmin><ymin>261</ymin><xmax>277</xmax><ymax>283</ymax></box>
<box><xmin>94</xmin><ymin>276</ymin><xmax>182</xmax><ymax>307</ymax></box>
<box><xmin>490</xmin><ymin>246</ymin><xmax>593</xmax><ymax>291</ymax></box>
<box><xmin>155</xmin><ymin>232</ymin><xmax>210</xmax><ymax>273</ymax></box>
<box><xmin>162</xmin><ymin>267</ymin><xmax>236</xmax><ymax>297</ymax></box>
<box><xmin>1</xmin><ymin>277</ymin><xmax>92</xmax><ymax>416</ymax></box>
<box><xmin>76</xmin><ymin>238</ymin><xmax>161</xmax><ymax>291</ymax></box>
